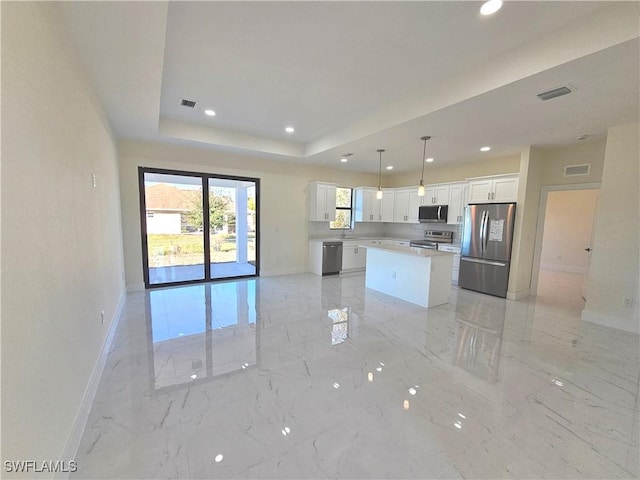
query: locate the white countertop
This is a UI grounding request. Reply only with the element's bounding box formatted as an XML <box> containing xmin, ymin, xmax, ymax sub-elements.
<box><xmin>362</xmin><ymin>244</ymin><xmax>454</xmax><ymax>257</ymax></box>
<box><xmin>309</xmin><ymin>236</ymin><xmax>417</xmax><ymax>243</ymax></box>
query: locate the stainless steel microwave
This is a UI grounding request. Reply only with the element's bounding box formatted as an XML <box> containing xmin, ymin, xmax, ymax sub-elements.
<box><xmin>418</xmin><ymin>205</ymin><xmax>448</xmax><ymax>223</ymax></box>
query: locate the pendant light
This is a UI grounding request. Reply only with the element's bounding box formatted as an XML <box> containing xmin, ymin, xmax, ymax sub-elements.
<box><xmin>417</xmin><ymin>136</ymin><xmax>431</xmax><ymax>197</ymax></box>
<box><xmin>376</xmin><ymin>149</ymin><xmax>385</xmax><ymax>200</ymax></box>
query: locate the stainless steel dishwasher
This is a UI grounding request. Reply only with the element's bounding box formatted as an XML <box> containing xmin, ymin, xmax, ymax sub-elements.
<box><xmin>322</xmin><ymin>241</ymin><xmax>343</xmax><ymax>275</ymax></box>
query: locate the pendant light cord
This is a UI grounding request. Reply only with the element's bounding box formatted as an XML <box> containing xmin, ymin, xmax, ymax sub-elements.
<box><xmin>377</xmin><ymin>149</ymin><xmax>384</xmax><ymax>190</ymax></box>
<box><xmin>420</xmin><ymin>137</ymin><xmax>427</xmax><ymax>185</ymax></box>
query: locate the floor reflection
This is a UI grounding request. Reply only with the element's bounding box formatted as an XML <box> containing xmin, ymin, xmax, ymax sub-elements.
<box><xmin>329</xmin><ymin>307</ymin><xmax>350</xmax><ymax>346</ymax></box>
<box><xmin>452</xmin><ymin>299</ymin><xmax>506</xmax><ymax>383</ymax></box>
<box><xmin>146</xmin><ymin>279</ymin><xmax>258</xmax><ymax>391</ymax></box>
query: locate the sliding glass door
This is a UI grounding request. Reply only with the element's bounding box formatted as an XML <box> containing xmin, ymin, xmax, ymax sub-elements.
<box><xmin>140</xmin><ymin>168</ymin><xmax>259</xmax><ymax>288</ymax></box>
<box><xmin>142</xmin><ymin>172</ymin><xmax>205</xmax><ymax>285</ymax></box>
<box><xmin>208</xmin><ymin>178</ymin><xmax>257</xmax><ymax>279</ymax></box>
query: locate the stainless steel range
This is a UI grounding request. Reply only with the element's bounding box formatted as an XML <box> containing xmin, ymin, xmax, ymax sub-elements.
<box><xmin>409</xmin><ymin>231</ymin><xmax>453</xmax><ymax>250</ymax></box>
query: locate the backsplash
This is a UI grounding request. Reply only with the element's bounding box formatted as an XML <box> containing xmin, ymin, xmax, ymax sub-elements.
<box><xmin>383</xmin><ymin>222</ymin><xmax>463</xmax><ymax>244</ymax></box>
<box><xmin>309</xmin><ymin>220</ymin><xmax>463</xmax><ymax>244</ymax></box>
<box><xmin>308</xmin><ymin>221</ymin><xmax>384</xmax><ymax>238</ymax></box>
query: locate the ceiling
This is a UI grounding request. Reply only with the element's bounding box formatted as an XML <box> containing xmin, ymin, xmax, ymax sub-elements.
<box><xmin>54</xmin><ymin>1</ymin><xmax>639</xmax><ymax>174</ymax></box>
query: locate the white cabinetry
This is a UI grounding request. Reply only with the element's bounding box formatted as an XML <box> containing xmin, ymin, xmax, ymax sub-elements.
<box><xmin>354</xmin><ymin>187</ymin><xmax>381</xmax><ymax>222</ymax></box>
<box><xmin>309</xmin><ymin>182</ymin><xmax>337</xmax><ymax>221</ymax></box>
<box><xmin>467</xmin><ymin>175</ymin><xmax>518</xmax><ymax>203</ymax></box>
<box><xmin>423</xmin><ymin>184</ymin><xmax>450</xmax><ymax>205</ymax></box>
<box><xmin>393</xmin><ymin>188</ymin><xmax>420</xmax><ymax>223</ymax></box>
<box><xmin>438</xmin><ymin>245</ymin><xmax>461</xmax><ymax>285</ymax></box>
<box><xmin>447</xmin><ymin>182</ymin><xmax>467</xmax><ymax>224</ymax></box>
<box><xmin>308</xmin><ymin>240</ymin><xmax>324</xmax><ymax>275</ymax></box>
<box><xmin>380</xmin><ymin>190</ymin><xmax>395</xmax><ymax>222</ymax></box>
<box><xmin>342</xmin><ymin>241</ymin><xmax>367</xmax><ymax>271</ymax></box>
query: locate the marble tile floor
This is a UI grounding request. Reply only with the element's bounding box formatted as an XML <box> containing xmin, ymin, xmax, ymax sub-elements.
<box><xmin>148</xmin><ymin>261</ymin><xmax>256</xmax><ymax>284</ymax></box>
<box><xmin>72</xmin><ymin>273</ymin><xmax>639</xmax><ymax>479</ymax></box>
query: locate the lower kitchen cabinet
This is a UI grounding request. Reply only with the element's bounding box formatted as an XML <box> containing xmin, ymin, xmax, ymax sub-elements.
<box><xmin>342</xmin><ymin>241</ymin><xmax>367</xmax><ymax>271</ymax></box>
<box><xmin>438</xmin><ymin>245</ymin><xmax>461</xmax><ymax>284</ymax></box>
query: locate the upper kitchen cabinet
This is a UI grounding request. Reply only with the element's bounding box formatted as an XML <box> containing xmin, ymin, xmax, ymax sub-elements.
<box><xmin>447</xmin><ymin>182</ymin><xmax>467</xmax><ymax>224</ymax></box>
<box><xmin>393</xmin><ymin>187</ymin><xmax>420</xmax><ymax>223</ymax></box>
<box><xmin>423</xmin><ymin>184</ymin><xmax>450</xmax><ymax>205</ymax></box>
<box><xmin>467</xmin><ymin>175</ymin><xmax>519</xmax><ymax>203</ymax></box>
<box><xmin>354</xmin><ymin>187</ymin><xmax>381</xmax><ymax>222</ymax></box>
<box><xmin>380</xmin><ymin>189</ymin><xmax>395</xmax><ymax>222</ymax></box>
<box><xmin>309</xmin><ymin>182</ymin><xmax>337</xmax><ymax>221</ymax></box>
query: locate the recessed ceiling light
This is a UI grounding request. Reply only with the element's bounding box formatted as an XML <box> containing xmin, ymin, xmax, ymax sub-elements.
<box><xmin>340</xmin><ymin>157</ymin><xmax>348</xmax><ymax>163</ymax></box>
<box><xmin>204</xmin><ymin>109</ymin><xmax>216</xmax><ymax>117</ymax></box>
<box><xmin>285</xmin><ymin>126</ymin><xmax>295</xmax><ymax>134</ymax></box>
<box><xmin>425</xmin><ymin>157</ymin><xmax>434</xmax><ymax>163</ymax></box>
<box><xmin>480</xmin><ymin>0</ymin><xmax>503</xmax><ymax>16</ymax></box>
<box><xmin>480</xmin><ymin>146</ymin><xmax>491</xmax><ymax>152</ymax></box>
<box><xmin>576</xmin><ymin>134</ymin><xmax>589</xmax><ymax>141</ymax></box>
<box><xmin>386</xmin><ymin>166</ymin><xmax>394</xmax><ymax>170</ymax></box>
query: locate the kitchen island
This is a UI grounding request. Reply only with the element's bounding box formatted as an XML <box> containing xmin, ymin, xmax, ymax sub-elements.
<box><xmin>363</xmin><ymin>244</ymin><xmax>454</xmax><ymax>308</ymax></box>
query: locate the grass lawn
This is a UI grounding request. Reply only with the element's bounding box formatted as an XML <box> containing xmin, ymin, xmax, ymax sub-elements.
<box><xmin>147</xmin><ymin>234</ymin><xmax>255</xmax><ymax>267</ymax></box>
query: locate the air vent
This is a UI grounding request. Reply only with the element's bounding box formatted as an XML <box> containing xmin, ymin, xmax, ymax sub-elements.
<box><xmin>537</xmin><ymin>85</ymin><xmax>572</xmax><ymax>101</ymax></box>
<box><xmin>180</xmin><ymin>99</ymin><xmax>197</xmax><ymax>108</ymax></box>
<box><xmin>564</xmin><ymin>164</ymin><xmax>591</xmax><ymax>177</ymax></box>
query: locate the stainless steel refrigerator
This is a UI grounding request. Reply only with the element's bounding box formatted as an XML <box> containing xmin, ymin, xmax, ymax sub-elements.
<box><xmin>459</xmin><ymin>202</ymin><xmax>516</xmax><ymax>298</ymax></box>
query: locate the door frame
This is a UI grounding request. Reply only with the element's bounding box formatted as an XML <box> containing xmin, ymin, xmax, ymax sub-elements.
<box><xmin>530</xmin><ymin>182</ymin><xmax>600</xmax><ymax>296</ymax></box>
<box><xmin>138</xmin><ymin>166</ymin><xmax>260</xmax><ymax>289</ymax></box>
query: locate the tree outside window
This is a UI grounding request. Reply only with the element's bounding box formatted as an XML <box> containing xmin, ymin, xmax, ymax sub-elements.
<box><xmin>330</xmin><ymin>187</ymin><xmax>353</xmax><ymax>229</ymax></box>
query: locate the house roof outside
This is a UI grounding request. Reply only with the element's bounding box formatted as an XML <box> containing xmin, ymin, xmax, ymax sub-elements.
<box><xmin>144</xmin><ymin>184</ymin><xmax>200</xmax><ymax>212</ymax></box>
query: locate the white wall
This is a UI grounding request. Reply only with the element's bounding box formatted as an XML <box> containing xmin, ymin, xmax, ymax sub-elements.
<box><xmin>509</xmin><ymin>146</ymin><xmax>544</xmax><ymax>299</ymax></box>
<box><xmin>385</xmin><ymin>155</ymin><xmax>520</xmax><ymax>187</ymax></box>
<box><xmin>539</xmin><ymin>139</ymin><xmax>606</xmax><ymax>186</ymax></box>
<box><xmin>582</xmin><ymin>123</ymin><xmax>640</xmax><ymax>333</ymax></box>
<box><xmin>540</xmin><ymin>190</ymin><xmax>599</xmax><ymax>273</ymax></box>
<box><xmin>2</xmin><ymin>2</ymin><xmax>125</xmax><ymax>474</ymax></box>
<box><xmin>118</xmin><ymin>140</ymin><xmax>379</xmax><ymax>290</ymax></box>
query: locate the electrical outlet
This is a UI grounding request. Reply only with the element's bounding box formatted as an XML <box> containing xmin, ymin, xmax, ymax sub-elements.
<box><xmin>622</xmin><ymin>297</ymin><xmax>634</xmax><ymax>307</ymax></box>
<box><xmin>100</xmin><ymin>311</ymin><xmax>105</xmax><ymax>324</ymax></box>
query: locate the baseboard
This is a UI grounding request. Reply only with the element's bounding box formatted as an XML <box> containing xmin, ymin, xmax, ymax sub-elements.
<box><xmin>540</xmin><ymin>263</ymin><xmax>586</xmax><ymax>274</ymax></box>
<box><xmin>507</xmin><ymin>288</ymin><xmax>531</xmax><ymax>300</ymax></box>
<box><xmin>260</xmin><ymin>267</ymin><xmax>308</xmax><ymax>277</ymax></box>
<box><xmin>55</xmin><ymin>291</ymin><xmax>126</xmax><ymax>479</ymax></box>
<box><xmin>126</xmin><ymin>282</ymin><xmax>145</xmax><ymax>292</ymax></box>
<box><xmin>581</xmin><ymin>309</ymin><xmax>640</xmax><ymax>334</ymax></box>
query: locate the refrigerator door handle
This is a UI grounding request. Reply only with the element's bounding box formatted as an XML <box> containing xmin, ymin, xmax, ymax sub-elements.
<box><xmin>461</xmin><ymin>257</ymin><xmax>507</xmax><ymax>267</ymax></box>
<box><xmin>483</xmin><ymin>211</ymin><xmax>490</xmax><ymax>254</ymax></box>
<box><xmin>479</xmin><ymin>210</ymin><xmax>488</xmax><ymax>256</ymax></box>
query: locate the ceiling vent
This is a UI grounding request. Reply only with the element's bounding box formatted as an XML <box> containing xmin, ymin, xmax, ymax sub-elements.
<box><xmin>180</xmin><ymin>99</ymin><xmax>197</xmax><ymax>108</ymax></box>
<box><xmin>564</xmin><ymin>163</ymin><xmax>591</xmax><ymax>177</ymax></box>
<box><xmin>537</xmin><ymin>85</ymin><xmax>572</xmax><ymax>101</ymax></box>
